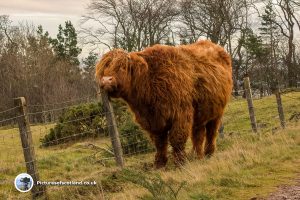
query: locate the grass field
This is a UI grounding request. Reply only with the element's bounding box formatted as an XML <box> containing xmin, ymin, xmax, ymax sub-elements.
<box><xmin>0</xmin><ymin>92</ymin><xmax>299</xmax><ymax>200</ymax></box>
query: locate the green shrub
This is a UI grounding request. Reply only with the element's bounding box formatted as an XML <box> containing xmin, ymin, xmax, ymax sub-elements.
<box><xmin>40</xmin><ymin>100</ymin><xmax>153</xmax><ymax>156</ymax></box>
<box><xmin>120</xmin><ymin>169</ymin><xmax>186</xmax><ymax>200</ymax></box>
<box><xmin>40</xmin><ymin>102</ymin><xmax>107</xmax><ymax>146</ymax></box>
<box><xmin>119</xmin><ymin>114</ymin><xmax>154</xmax><ymax>155</ymax></box>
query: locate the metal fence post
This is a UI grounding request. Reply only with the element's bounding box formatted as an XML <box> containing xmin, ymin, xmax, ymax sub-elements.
<box><xmin>100</xmin><ymin>91</ymin><xmax>125</xmax><ymax>168</ymax></box>
<box><xmin>14</xmin><ymin>97</ymin><xmax>47</xmax><ymax>199</ymax></box>
<box><xmin>243</xmin><ymin>77</ymin><xmax>258</xmax><ymax>133</ymax></box>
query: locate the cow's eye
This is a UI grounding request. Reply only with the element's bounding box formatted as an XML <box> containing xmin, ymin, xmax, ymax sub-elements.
<box><xmin>120</xmin><ymin>65</ymin><xmax>127</xmax><ymax>72</ymax></box>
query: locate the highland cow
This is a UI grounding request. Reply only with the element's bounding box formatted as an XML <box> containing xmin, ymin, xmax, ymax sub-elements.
<box><xmin>96</xmin><ymin>40</ymin><xmax>233</xmax><ymax>168</ymax></box>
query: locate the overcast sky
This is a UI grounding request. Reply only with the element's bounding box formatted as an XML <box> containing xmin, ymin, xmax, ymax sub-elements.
<box><xmin>1</xmin><ymin>0</ymin><xmax>299</xmax><ymax>58</ymax></box>
<box><xmin>1</xmin><ymin>0</ymin><xmax>90</xmax><ymax>34</ymax></box>
<box><xmin>0</xmin><ymin>0</ymin><xmax>92</xmax><ymax>57</ymax></box>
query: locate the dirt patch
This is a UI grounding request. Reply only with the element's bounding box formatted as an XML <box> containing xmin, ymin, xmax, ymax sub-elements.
<box><xmin>251</xmin><ymin>177</ymin><xmax>300</xmax><ymax>200</ymax></box>
<box><xmin>267</xmin><ymin>178</ymin><xmax>300</xmax><ymax>200</ymax></box>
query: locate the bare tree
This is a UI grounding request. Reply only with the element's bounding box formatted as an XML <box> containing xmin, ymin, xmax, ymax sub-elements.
<box><xmin>0</xmin><ymin>17</ymin><xmax>96</xmax><ymax>120</ymax></box>
<box><xmin>179</xmin><ymin>0</ymin><xmax>252</xmax><ymax>95</ymax></box>
<box><xmin>81</xmin><ymin>0</ymin><xmax>179</xmax><ymax>51</ymax></box>
<box><xmin>273</xmin><ymin>0</ymin><xmax>300</xmax><ymax>87</ymax></box>
<box><xmin>179</xmin><ymin>0</ymin><xmax>248</xmax><ymax>46</ymax></box>
<box><xmin>0</xmin><ymin>15</ymin><xmax>16</xmax><ymax>45</ymax></box>
<box><xmin>180</xmin><ymin>0</ymin><xmax>225</xmax><ymax>44</ymax></box>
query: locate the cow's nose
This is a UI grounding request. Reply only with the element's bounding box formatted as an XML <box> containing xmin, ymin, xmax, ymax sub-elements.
<box><xmin>100</xmin><ymin>76</ymin><xmax>113</xmax><ymax>85</ymax></box>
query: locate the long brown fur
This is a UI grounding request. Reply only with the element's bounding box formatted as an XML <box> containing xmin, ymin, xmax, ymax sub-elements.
<box><xmin>96</xmin><ymin>40</ymin><xmax>233</xmax><ymax>168</ymax></box>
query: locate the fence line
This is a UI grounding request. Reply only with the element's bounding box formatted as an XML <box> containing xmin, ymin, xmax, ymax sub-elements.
<box><xmin>39</xmin><ymin>127</ymin><xmax>112</xmax><ymax>147</ymax></box>
<box><xmin>0</xmin><ymin>115</ymin><xmax>24</xmax><ymax>124</ymax></box>
<box><xmin>28</xmin><ymin>110</ymin><xmax>109</xmax><ymax>124</ymax></box>
<box><xmin>244</xmin><ymin>76</ymin><xmax>258</xmax><ymax>133</ymax></box>
<box><xmin>27</xmin><ymin>95</ymin><xmax>98</xmax><ymax>108</ymax></box>
<box><xmin>14</xmin><ymin>97</ymin><xmax>47</xmax><ymax>199</ymax></box>
<box><xmin>0</xmin><ymin>106</ymin><xmax>21</xmax><ymax>115</ymax></box>
<box><xmin>27</xmin><ymin>102</ymin><xmax>102</xmax><ymax>116</ymax></box>
<box><xmin>100</xmin><ymin>90</ymin><xmax>124</xmax><ymax>168</ymax></box>
<box><xmin>0</xmin><ymin>80</ymin><xmax>299</xmax><ymax>199</ymax></box>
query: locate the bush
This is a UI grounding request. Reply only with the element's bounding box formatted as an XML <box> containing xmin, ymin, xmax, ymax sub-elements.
<box><xmin>120</xmin><ymin>169</ymin><xmax>186</xmax><ymax>200</ymax></box>
<box><xmin>119</xmin><ymin>113</ymin><xmax>154</xmax><ymax>155</ymax></box>
<box><xmin>40</xmin><ymin>102</ymin><xmax>107</xmax><ymax>146</ymax></box>
<box><xmin>40</xmin><ymin>100</ymin><xmax>153</xmax><ymax>156</ymax></box>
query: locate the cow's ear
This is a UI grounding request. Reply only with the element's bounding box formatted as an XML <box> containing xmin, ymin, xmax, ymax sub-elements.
<box><xmin>95</xmin><ymin>51</ymin><xmax>113</xmax><ymax>80</ymax></box>
<box><xmin>128</xmin><ymin>53</ymin><xmax>148</xmax><ymax>77</ymax></box>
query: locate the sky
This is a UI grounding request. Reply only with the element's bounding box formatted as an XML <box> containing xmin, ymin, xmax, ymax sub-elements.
<box><xmin>1</xmin><ymin>0</ymin><xmax>299</xmax><ymax>58</ymax></box>
<box><xmin>0</xmin><ymin>0</ymin><xmax>91</xmax><ymax>57</ymax></box>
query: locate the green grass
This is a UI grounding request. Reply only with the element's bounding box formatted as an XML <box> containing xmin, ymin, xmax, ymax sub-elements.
<box><xmin>184</xmin><ymin>129</ymin><xmax>300</xmax><ymax>200</ymax></box>
<box><xmin>0</xmin><ymin>92</ymin><xmax>299</xmax><ymax>200</ymax></box>
<box><xmin>223</xmin><ymin>92</ymin><xmax>300</xmax><ymax>134</ymax></box>
<box><xmin>0</xmin><ymin>125</ymin><xmax>114</xmax><ymax>199</ymax></box>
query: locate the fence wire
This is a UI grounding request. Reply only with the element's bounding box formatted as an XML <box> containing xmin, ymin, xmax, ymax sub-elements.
<box><xmin>0</xmin><ymin>106</ymin><xmax>20</xmax><ymax>115</ymax></box>
<box><xmin>0</xmin><ymin>89</ymin><xmax>299</xmax><ymax>199</ymax></box>
<box><xmin>27</xmin><ymin>94</ymin><xmax>98</xmax><ymax>108</ymax></box>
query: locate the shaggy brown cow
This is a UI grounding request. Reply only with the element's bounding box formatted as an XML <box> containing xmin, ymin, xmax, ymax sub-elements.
<box><xmin>96</xmin><ymin>40</ymin><xmax>232</xmax><ymax>168</ymax></box>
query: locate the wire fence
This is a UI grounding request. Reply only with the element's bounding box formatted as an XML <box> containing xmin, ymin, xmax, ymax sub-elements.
<box><xmin>0</xmin><ymin>78</ymin><xmax>300</xmax><ymax>199</ymax></box>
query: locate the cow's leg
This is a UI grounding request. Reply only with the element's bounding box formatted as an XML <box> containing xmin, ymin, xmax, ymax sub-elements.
<box><xmin>169</xmin><ymin>113</ymin><xmax>192</xmax><ymax>166</ymax></box>
<box><xmin>205</xmin><ymin>117</ymin><xmax>222</xmax><ymax>156</ymax></box>
<box><xmin>192</xmin><ymin>123</ymin><xmax>206</xmax><ymax>159</ymax></box>
<box><xmin>151</xmin><ymin>133</ymin><xmax>168</xmax><ymax>169</ymax></box>
<box><xmin>191</xmin><ymin>104</ymin><xmax>206</xmax><ymax>159</ymax></box>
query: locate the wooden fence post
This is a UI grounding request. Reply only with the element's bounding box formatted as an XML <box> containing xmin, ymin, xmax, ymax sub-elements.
<box><xmin>14</xmin><ymin>97</ymin><xmax>47</xmax><ymax>199</ymax></box>
<box><xmin>100</xmin><ymin>91</ymin><xmax>124</xmax><ymax>168</ymax></box>
<box><xmin>219</xmin><ymin>122</ymin><xmax>225</xmax><ymax>139</ymax></box>
<box><xmin>243</xmin><ymin>77</ymin><xmax>258</xmax><ymax>133</ymax></box>
<box><xmin>274</xmin><ymin>88</ymin><xmax>285</xmax><ymax>129</ymax></box>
